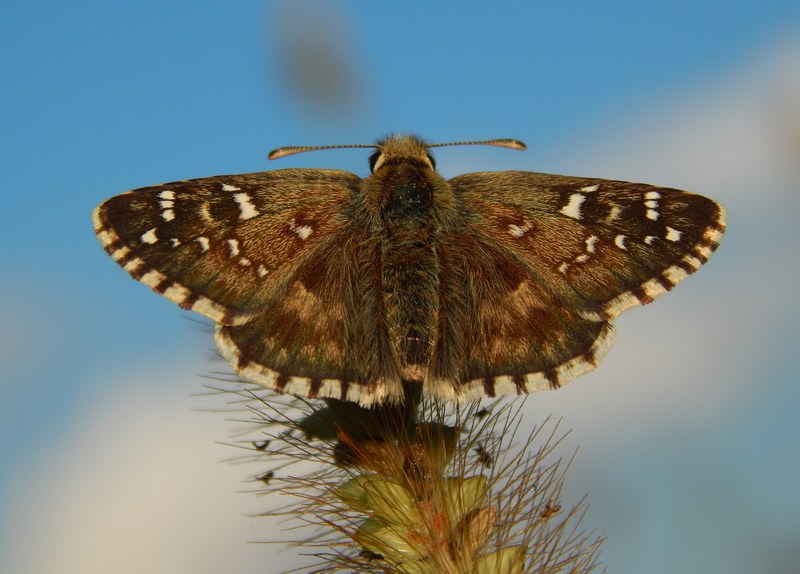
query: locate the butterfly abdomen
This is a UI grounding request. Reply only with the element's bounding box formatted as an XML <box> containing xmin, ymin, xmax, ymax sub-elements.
<box><xmin>381</xmin><ymin>237</ymin><xmax>439</xmax><ymax>378</ymax></box>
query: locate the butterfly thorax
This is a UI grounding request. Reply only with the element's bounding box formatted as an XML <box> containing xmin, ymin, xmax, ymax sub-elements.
<box><xmin>376</xmin><ymin>162</ymin><xmax>435</xmax><ymax>230</ymax></box>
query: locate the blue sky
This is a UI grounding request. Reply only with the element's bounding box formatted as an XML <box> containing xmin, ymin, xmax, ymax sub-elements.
<box><xmin>3</xmin><ymin>1</ymin><xmax>800</xmax><ymax>573</ymax></box>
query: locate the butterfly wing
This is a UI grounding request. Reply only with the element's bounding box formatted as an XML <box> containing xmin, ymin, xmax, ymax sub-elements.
<box><xmin>428</xmin><ymin>172</ymin><xmax>725</xmax><ymax>399</ymax></box>
<box><xmin>427</xmin><ymin>230</ymin><xmax>616</xmax><ymax>401</ymax></box>
<box><xmin>94</xmin><ymin>169</ymin><xmax>359</xmax><ymax>324</ymax></box>
<box><xmin>94</xmin><ymin>169</ymin><xmax>403</xmax><ymax>404</ymax></box>
<box><xmin>215</xmin><ymin>224</ymin><xmax>406</xmax><ymax>406</ymax></box>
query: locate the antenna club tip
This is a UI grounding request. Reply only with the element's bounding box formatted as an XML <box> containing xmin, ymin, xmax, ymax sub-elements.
<box><xmin>427</xmin><ymin>138</ymin><xmax>528</xmax><ymax>152</ymax></box>
<box><xmin>268</xmin><ymin>143</ymin><xmax>376</xmax><ymax>160</ymax></box>
<box><xmin>268</xmin><ymin>148</ymin><xmax>292</xmax><ymax>160</ymax></box>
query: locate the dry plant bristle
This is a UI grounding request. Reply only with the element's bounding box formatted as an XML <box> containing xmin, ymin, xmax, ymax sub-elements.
<box><xmin>205</xmin><ymin>381</ymin><xmax>604</xmax><ymax>573</ymax></box>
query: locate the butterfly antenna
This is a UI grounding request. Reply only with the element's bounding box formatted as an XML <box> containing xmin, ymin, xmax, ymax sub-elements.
<box><xmin>268</xmin><ymin>143</ymin><xmax>377</xmax><ymax>161</ymax></box>
<box><xmin>428</xmin><ymin>138</ymin><xmax>527</xmax><ymax>151</ymax></box>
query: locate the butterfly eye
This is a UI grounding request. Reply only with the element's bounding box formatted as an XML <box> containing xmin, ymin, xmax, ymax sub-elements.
<box><xmin>368</xmin><ymin>150</ymin><xmax>382</xmax><ymax>173</ymax></box>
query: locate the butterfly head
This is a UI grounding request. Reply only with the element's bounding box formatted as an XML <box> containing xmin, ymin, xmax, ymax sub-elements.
<box><xmin>368</xmin><ymin>134</ymin><xmax>435</xmax><ymax>173</ymax></box>
<box><xmin>268</xmin><ymin>134</ymin><xmax>527</xmax><ymax>221</ymax></box>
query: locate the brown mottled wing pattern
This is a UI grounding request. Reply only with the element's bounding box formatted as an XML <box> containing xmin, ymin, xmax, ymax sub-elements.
<box><xmin>431</xmin><ymin>171</ymin><xmax>725</xmax><ymax>400</ymax></box>
<box><xmin>216</xmin><ymin>225</ymin><xmax>406</xmax><ymax>405</ymax></box>
<box><xmin>94</xmin><ymin>169</ymin><xmax>401</xmax><ymax>403</ymax></box>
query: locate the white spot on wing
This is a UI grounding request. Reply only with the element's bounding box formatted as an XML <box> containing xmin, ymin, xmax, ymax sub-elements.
<box><xmin>289</xmin><ymin>219</ymin><xmax>313</xmax><ymax>240</ymax></box>
<box><xmin>123</xmin><ymin>257</ymin><xmax>143</xmax><ymax>273</ymax></box>
<box><xmin>560</xmin><ymin>193</ymin><xmax>585</xmax><ymax>220</ymax></box>
<box><xmin>239</xmin><ymin>257</ymin><xmax>251</xmax><ymax>266</ymax></box>
<box><xmin>257</xmin><ymin>265</ymin><xmax>269</xmax><ymax>277</ymax></box>
<box><xmin>227</xmin><ymin>239</ymin><xmax>240</xmax><ymax>257</ymax></box>
<box><xmin>111</xmin><ymin>245</ymin><xmax>130</xmax><ymax>260</ymax></box>
<box><xmin>696</xmin><ymin>244</ymin><xmax>712</xmax><ymax>259</ymax></box>
<box><xmin>161</xmin><ymin>209</ymin><xmax>175</xmax><ymax>222</ymax></box>
<box><xmin>139</xmin><ymin>269</ymin><xmax>166</xmax><ymax>289</ymax></box>
<box><xmin>608</xmin><ymin>205</ymin><xmax>622</xmax><ymax>221</ymax></box>
<box><xmin>614</xmin><ymin>234</ymin><xmax>627</xmax><ymax>250</ymax></box>
<box><xmin>141</xmin><ymin>228</ymin><xmax>158</xmax><ymax>244</ymax></box>
<box><xmin>644</xmin><ymin>191</ymin><xmax>660</xmax><ymax>221</ymax></box>
<box><xmin>644</xmin><ymin>235</ymin><xmax>657</xmax><ymax>245</ymax></box>
<box><xmin>159</xmin><ymin>200</ymin><xmax>174</xmax><ymax>209</ymax></box>
<box><xmin>170</xmin><ymin>237</ymin><xmax>181</xmax><ymax>248</ymax></box>
<box><xmin>558</xmin><ymin>262</ymin><xmax>570</xmax><ymax>274</ymax></box>
<box><xmin>196</xmin><ymin>236</ymin><xmax>210</xmax><ymax>251</ymax></box>
<box><xmin>508</xmin><ymin>220</ymin><xmax>533</xmax><ymax>238</ymax></box>
<box><xmin>585</xmin><ymin>235</ymin><xmax>599</xmax><ymax>253</ymax></box>
<box><xmin>665</xmin><ymin>226</ymin><xmax>682</xmax><ymax>242</ymax></box>
<box><xmin>158</xmin><ymin>190</ymin><xmax>175</xmax><ymax>200</ymax></box>
<box><xmin>580</xmin><ymin>184</ymin><xmax>599</xmax><ymax>192</ymax></box>
<box><xmin>163</xmin><ymin>283</ymin><xmax>190</xmax><ymax>304</ymax></box>
<box><xmin>706</xmin><ymin>228</ymin><xmax>723</xmax><ymax>243</ymax></box>
<box><xmin>93</xmin><ymin>225</ymin><xmax>117</xmax><ymax>249</ymax></box>
<box><xmin>683</xmin><ymin>254</ymin><xmax>702</xmax><ymax>270</ymax></box>
<box><xmin>233</xmin><ymin>193</ymin><xmax>258</xmax><ymax>220</ymax></box>
<box><xmin>222</xmin><ymin>183</ymin><xmax>241</xmax><ymax>192</ymax></box>
<box><xmin>663</xmin><ymin>265</ymin><xmax>689</xmax><ymax>284</ymax></box>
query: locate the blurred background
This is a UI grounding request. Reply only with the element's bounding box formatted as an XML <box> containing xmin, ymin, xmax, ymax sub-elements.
<box><xmin>2</xmin><ymin>1</ymin><xmax>800</xmax><ymax>572</ymax></box>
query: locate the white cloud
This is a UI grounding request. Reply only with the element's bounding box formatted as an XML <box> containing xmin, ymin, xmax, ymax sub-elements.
<box><xmin>2</xmin><ymin>364</ymin><xmax>309</xmax><ymax>574</ymax></box>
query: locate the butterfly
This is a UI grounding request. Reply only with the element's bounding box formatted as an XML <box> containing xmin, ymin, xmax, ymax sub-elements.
<box><xmin>93</xmin><ymin>134</ymin><xmax>725</xmax><ymax>407</ymax></box>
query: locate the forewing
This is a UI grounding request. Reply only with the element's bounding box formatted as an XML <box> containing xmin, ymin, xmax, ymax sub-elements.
<box><xmin>427</xmin><ymin>171</ymin><xmax>725</xmax><ymax>400</ymax></box>
<box><xmin>93</xmin><ymin>169</ymin><xmax>360</xmax><ymax>326</ymax></box>
<box><xmin>450</xmin><ymin>172</ymin><xmax>726</xmax><ymax>321</ymax></box>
